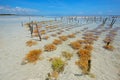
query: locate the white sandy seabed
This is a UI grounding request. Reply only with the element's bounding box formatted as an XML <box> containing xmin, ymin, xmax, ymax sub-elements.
<box><xmin>0</xmin><ymin>16</ymin><xmax>120</xmax><ymax>80</ymax></box>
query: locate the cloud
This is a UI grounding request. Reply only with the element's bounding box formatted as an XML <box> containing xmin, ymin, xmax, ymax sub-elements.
<box><xmin>0</xmin><ymin>5</ymin><xmax>39</xmax><ymax>14</ymax></box>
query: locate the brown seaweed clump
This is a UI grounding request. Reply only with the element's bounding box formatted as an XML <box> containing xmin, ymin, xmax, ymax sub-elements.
<box><xmin>33</xmin><ymin>29</ymin><xmax>38</xmax><ymax>33</ymax></box>
<box><xmin>44</xmin><ymin>44</ymin><xmax>57</xmax><ymax>51</ymax></box>
<box><xmin>26</xmin><ymin>40</ymin><xmax>37</xmax><ymax>47</ymax></box>
<box><xmin>76</xmin><ymin>49</ymin><xmax>91</xmax><ymax>74</ymax></box>
<box><xmin>49</xmin><ymin>71</ymin><xmax>59</xmax><ymax>79</ymax></box>
<box><xmin>42</xmin><ymin>36</ymin><xmax>49</xmax><ymax>40</ymax></box>
<box><xmin>75</xmin><ymin>59</ymin><xmax>89</xmax><ymax>74</ymax></box>
<box><xmin>83</xmin><ymin>39</ymin><xmax>94</xmax><ymax>44</ymax></box>
<box><xmin>33</xmin><ymin>29</ymin><xmax>39</xmax><ymax>37</ymax></box>
<box><xmin>40</xmin><ymin>30</ymin><xmax>46</xmax><ymax>35</ymax></box>
<box><xmin>70</xmin><ymin>41</ymin><xmax>81</xmax><ymax>50</ymax></box>
<box><xmin>103</xmin><ymin>45</ymin><xmax>114</xmax><ymax>51</ymax></box>
<box><xmin>62</xmin><ymin>51</ymin><xmax>73</xmax><ymax>60</ymax></box>
<box><xmin>22</xmin><ymin>49</ymin><xmax>42</xmax><ymax>64</ymax></box>
<box><xmin>53</xmin><ymin>39</ymin><xmax>62</xmax><ymax>45</ymax></box>
<box><xmin>84</xmin><ymin>44</ymin><xmax>93</xmax><ymax>51</ymax></box>
<box><xmin>33</xmin><ymin>33</ymin><xmax>38</xmax><ymax>37</ymax></box>
<box><xmin>77</xmin><ymin>49</ymin><xmax>91</xmax><ymax>60</ymax></box>
<box><xmin>77</xmin><ymin>40</ymin><xmax>84</xmax><ymax>44</ymax></box>
<box><xmin>59</xmin><ymin>36</ymin><xmax>68</xmax><ymax>41</ymax></box>
<box><xmin>68</xmin><ymin>34</ymin><xmax>76</xmax><ymax>38</ymax></box>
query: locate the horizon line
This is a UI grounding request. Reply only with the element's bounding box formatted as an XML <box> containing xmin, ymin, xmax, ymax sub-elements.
<box><xmin>0</xmin><ymin>13</ymin><xmax>120</xmax><ymax>16</ymax></box>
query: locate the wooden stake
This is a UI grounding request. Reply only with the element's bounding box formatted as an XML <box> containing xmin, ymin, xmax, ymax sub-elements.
<box><xmin>35</xmin><ymin>24</ymin><xmax>41</xmax><ymax>41</ymax></box>
<box><xmin>110</xmin><ymin>18</ymin><xmax>116</xmax><ymax>28</ymax></box>
<box><xmin>88</xmin><ymin>60</ymin><xmax>91</xmax><ymax>72</ymax></box>
<box><xmin>28</xmin><ymin>23</ymin><xmax>33</xmax><ymax>37</ymax></box>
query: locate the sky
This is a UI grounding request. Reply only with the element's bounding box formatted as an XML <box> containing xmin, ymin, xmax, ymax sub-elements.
<box><xmin>0</xmin><ymin>0</ymin><xmax>120</xmax><ymax>15</ymax></box>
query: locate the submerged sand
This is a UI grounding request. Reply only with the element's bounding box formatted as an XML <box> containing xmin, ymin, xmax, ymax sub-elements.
<box><xmin>0</xmin><ymin>16</ymin><xmax>120</xmax><ymax>80</ymax></box>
